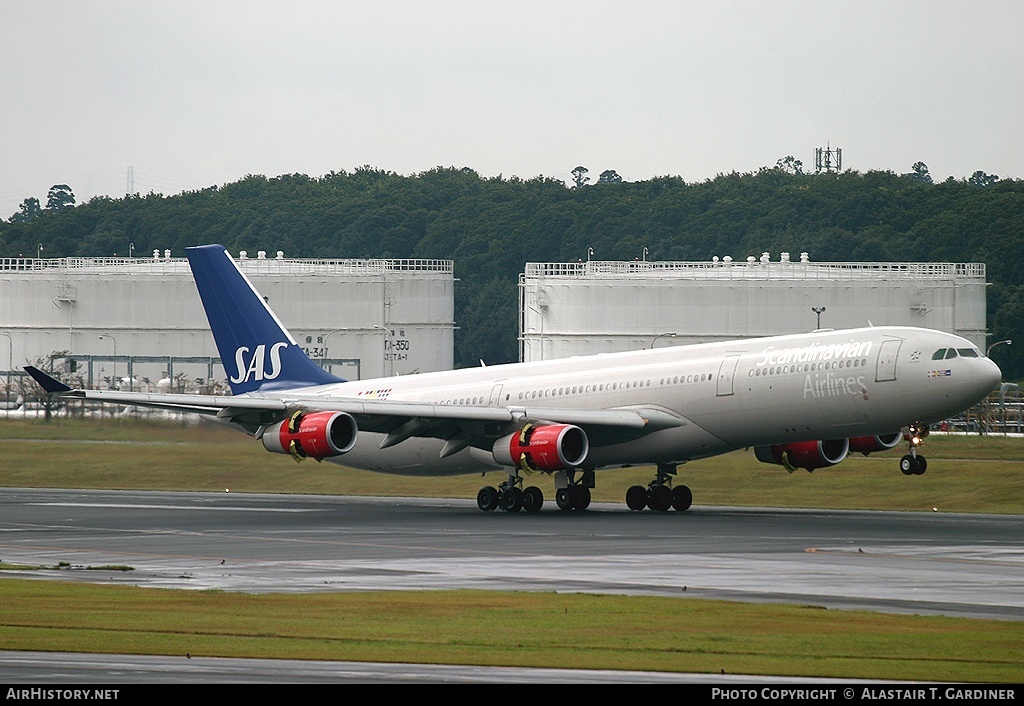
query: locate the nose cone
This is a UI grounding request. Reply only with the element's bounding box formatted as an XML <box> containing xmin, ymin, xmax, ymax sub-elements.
<box><xmin>977</xmin><ymin>356</ymin><xmax>1002</xmax><ymax>395</ymax></box>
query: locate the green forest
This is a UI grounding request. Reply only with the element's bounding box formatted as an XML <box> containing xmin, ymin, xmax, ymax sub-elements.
<box><xmin>3</xmin><ymin>162</ymin><xmax>1023</xmax><ymax>379</ymax></box>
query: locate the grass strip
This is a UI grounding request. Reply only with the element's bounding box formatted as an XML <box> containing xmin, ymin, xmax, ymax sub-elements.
<box><xmin>1</xmin><ymin>418</ymin><xmax>1022</xmax><ymax>514</ymax></box>
<box><xmin>0</xmin><ymin>578</ymin><xmax>1021</xmax><ymax>682</ymax></box>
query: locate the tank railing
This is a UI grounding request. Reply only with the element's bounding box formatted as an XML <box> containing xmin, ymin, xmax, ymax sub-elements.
<box><xmin>0</xmin><ymin>256</ymin><xmax>453</xmax><ymax>275</ymax></box>
<box><xmin>525</xmin><ymin>261</ymin><xmax>985</xmax><ymax>281</ymax></box>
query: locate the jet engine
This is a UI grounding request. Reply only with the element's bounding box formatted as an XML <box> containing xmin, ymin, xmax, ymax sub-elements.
<box><xmin>492</xmin><ymin>423</ymin><xmax>589</xmax><ymax>472</ymax></box>
<box><xmin>262</xmin><ymin>410</ymin><xmax>358</xmax><ymax>461</ymax></box>
<box><xmin>754</xmin><ymin>438</ymin><xmax>849</xmax><ymax>472</ymax></box>
<box><xmin>848</xmin><ymin>432</ymin><xmax>902</xmax><ymax>455</ymax></box>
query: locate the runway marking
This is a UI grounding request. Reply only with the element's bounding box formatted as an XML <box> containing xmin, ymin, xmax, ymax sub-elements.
<box><xmin>31</xmin><ymin>502</ymin><xmax>320</xmax><ymax>512</ymax></box>
<box><xmin>806</xmin><ymin>547</ymin><xmax>1024</xmax><ymax>568</ymax></box>
<box><xmin>0</xmin><ymin>527</ymin><xmax>545</xmax><ymax>560</ymax></box>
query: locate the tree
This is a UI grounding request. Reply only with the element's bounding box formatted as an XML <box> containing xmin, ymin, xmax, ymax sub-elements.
<box><xmin>908</xmin><ymin>162</ymin><xmax>932</xmax><ymax>184</ymax></box>
<box><xmin>45</xmin><ymin>184</ymin><xmax>76</xmax><ymax>210</ymax></box>
<box><xmin>9</xmin><ymin>197</ymin><xmax>42</xmax><ymax>223</ymax></box>
<box><xmin>598</xmin><ymin>169</ymin><xmax>623</xmax><ymax>184</ymax></box>
<box><xmin>968</xmin><ymin>171</ymin><xmax>999</xmax><ymax>187</ymax></box>
<box><xmin>571</xmin><ymin>166</ymin><xmax>590</xmax><ymax>189</ymax></box>
<box><xmin>775</xmin><ymin>156</ymin><xmax>804</xmax><ymax>175</ymax></box>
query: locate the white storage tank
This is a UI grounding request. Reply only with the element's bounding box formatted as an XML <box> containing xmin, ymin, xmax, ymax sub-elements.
<box><xmin>519</xmin><ymin>253</ymin><xmax>987</xmax><ymax>362</ymax></box>
<box><xmin>0</xmin><ymin>250</ymin><xmax>455</xmax><ymax>388</ymax></box>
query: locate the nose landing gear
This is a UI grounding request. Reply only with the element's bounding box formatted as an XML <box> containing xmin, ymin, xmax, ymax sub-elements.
<box><xmin>900</xmin><ymin>423</ymin><xmax>929</xmax><ymax>475</ymax></box>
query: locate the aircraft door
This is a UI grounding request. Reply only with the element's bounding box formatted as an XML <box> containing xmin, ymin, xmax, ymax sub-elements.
<box><xmin>717</xmin><ymin>355</ymin><xmax>741</xmax><ymax>396</ymax></box>
<box><xmin>488</xmin><ymin>384</ymin><xmax>504</xmax><ymax>406</ymax></box>
<box><xmin>875</xmin><ymin>340</ymin><xmax>902</xmax><ymax>382</ymax></box>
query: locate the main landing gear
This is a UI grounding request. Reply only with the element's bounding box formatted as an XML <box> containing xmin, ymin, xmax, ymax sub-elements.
<box><xmin>900</xmin><ymin>423</ymin><xmax>929</xmax><ymax>476</ymax></box>
<box><xmin>477</xmin><ymin>472</ymin><xmax>545</xmax><ymax>513</ymax></box>
<box><xmin>476</xmin><ymin>465</ymin><xmax>693</xmax><ymax>513</ymax></box>
<box><xmin>626</xmin><ymin>462</ymin><xmax>692</xmax><ymax>512</ymax></box>
<box><xmin>554</xmin><ymin>469</ymin><xmax>593</xmax><ymax>511</ymax></box>
<box><xmin>476</xmin><ymin>468</ymin><xmax>594</xmax><ymax>512</ymax></box>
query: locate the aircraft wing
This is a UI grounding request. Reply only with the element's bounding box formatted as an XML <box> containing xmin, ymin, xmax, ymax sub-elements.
<box><xmin>24</xmin><ymin>366</ymin><xmax>681</xmax><ymax>452</ymax></box>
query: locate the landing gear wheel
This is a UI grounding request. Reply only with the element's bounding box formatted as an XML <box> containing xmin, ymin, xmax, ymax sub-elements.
<box><xmin>648</xmin><ymin>485</ymin><xmax>672</xmax><ymax>512</ymax></box>
<box><xmin>500</xmin><ymin>487</ymin><xmax>523</xmax><ymax>512</ymax></box>
<box><xmin>477</xmin><ymin>486</ymin><xmax>499</xmax><ymax>512</ymax></box>
<box><xmin>900</xmin><ymin>455</ymin><xmax>919</xmax><ymax>476</ymax></box>
<box><xmin>671</xmin><ymin>485</ymin><xmax>693</xmax><ymax>512</ymax></box>
<box><xmin>626</xmin><ymin>485</ymin><xmax>648</xmax><ymax>511</ymax></box>
<box><xmin>571</xmin><ymin>486</ymin><xmax>591</xmax><ymax>510</ymax></box>
<box><xmin>913</xmin><ymin>456</ymin><xmax>927</xmax><ymax>475</ymax></box>
<box><xmin>521</xmin><ymin>486</ymin><xmax>544</xmax><ymax>513</ymax></box>
<box><xmin>555</xmin><ymin>487</ymin><xmax>573</xmax><ymax>511</ymax></box>
<box><xmin>556</xmin><ymin>486</ymin><xmax>591</xmax><ymax>510</ymax></box>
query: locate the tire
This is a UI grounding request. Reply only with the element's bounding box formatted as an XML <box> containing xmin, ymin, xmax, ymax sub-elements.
<box><xmin>626</xmin><ymin>485</ymin><xmax>648</xmax><ymax>511</ymax></box>
<box><xmin>671</xmin><ymin>485</ymin><xmax>693</xmax><ymax>512</ymax></box>
<box><xmin>522</xmin><ymin>486</ymin><xmax>544</xmax><ymax>513</ymax></box>
<box><xmin>900</xmin><ymin>455</ymin><xmax>918</xmax><ymax>476</ymax></box>
<box><xmin>477</xmin><ymin>486</ymin><xmax>499</xmax><ymax>512</ymax></box>
<box><xmin>500</xmin><ymin>487</ymin><xmax>523</xmax><ymax>512</ymax></box>
<box><xmin>914</xmin><ymin>456</ymin><xmax>927</xmax><ymax>475</ymax></box>
<box><xmin>648</xmin><ymin>485</ymin><xmax>672</xmax><ymax>512</ymax></box>
<box><xmin>571</xmin><ymin>486</ymin><xmax>591</xmax><ymax>511</ymax></box>
<box><xmin>555</xmin><ymin>487</ymin><xmax>573</xmax><ymax>511</ymax></box>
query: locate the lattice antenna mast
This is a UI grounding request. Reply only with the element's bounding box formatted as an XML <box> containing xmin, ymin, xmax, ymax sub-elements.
<box><xmin>814</xmin><ymin>144</ymin><xmax>842</xmax><ymax>173</ymax></box>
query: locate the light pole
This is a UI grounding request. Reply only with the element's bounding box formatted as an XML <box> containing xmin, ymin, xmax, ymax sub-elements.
<box><xmin>320</xmin><ymin>328</ymin><xmax>350</xmax><ymax>372</ymax></box>
<box><xmin>373</xmin><ymin>325</ymin><xmax>393</xmax><ymax>377</ymax></box>
<box><xmin>811</xmin><ymin>306</ymin><xmax>826</xmax><ymax>329</ymax></box>
<box><xmin>98</xmin><ymin>333</ymin><xmax>117</xmax><ymax>389</ymax></box>
<box><xmin>983</xmin><ymin>340</ymin><xmax>1010</xmax><ymax>435</ymax></box>
<box><xmin>987</xmin><ymin>339</ymin><xmax>1012</xmax><ymax>358</ymax></box>
<box><xmin>0</xmin><ymin>332</ymin><xmax>12</xmax><ymax>410</ymax></box>
<box><xmin>650</xmin><ymin>332</ymin><xmax>677</xmax><ymax>349</ymax></box>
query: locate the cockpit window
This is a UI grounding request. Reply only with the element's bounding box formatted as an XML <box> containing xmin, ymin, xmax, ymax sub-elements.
<box><xmin>932</xmin><ymin>349</ymin><xmax>947</xmax><ymax>360</ymax></box>
<box><xmin>957</xmin><ymin>348</ymin><xmax>979</xmax><ymax>358</ymax></box>
<box><xmin>944</xmin><ymin>349</ymin><xmax>959</xmax><ymax>359</ymax></box>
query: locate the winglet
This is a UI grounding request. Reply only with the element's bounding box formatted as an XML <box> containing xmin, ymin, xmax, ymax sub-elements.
<box><xmin>24</xmin><ymin>366</ymin><xmax>73</xmax><ymax>393</ymax></box>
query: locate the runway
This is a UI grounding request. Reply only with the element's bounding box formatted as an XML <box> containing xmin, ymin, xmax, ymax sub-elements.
<box><xmin>1</xmin><ymin>488</ymin><xmax>1022</xmax><ymax>621</ymax></box>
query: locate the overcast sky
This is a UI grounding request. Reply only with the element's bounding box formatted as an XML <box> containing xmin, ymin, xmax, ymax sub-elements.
<box><xmin>2</xmin><ymin>1</ymin><xmax>1021</xmax><ymax>218</ymax></box>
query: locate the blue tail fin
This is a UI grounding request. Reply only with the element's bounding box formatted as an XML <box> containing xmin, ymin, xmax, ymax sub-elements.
<box><xmin>186</xmin><ymin>244</ymin><xmax>345</xmax><ymax>395</ymax></box>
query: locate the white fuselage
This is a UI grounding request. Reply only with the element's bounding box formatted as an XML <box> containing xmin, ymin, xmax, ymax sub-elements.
<box><xmin>260</xmin><ymin>326</ymin><xmax>1000</xmax><ymax>476</ymax></box>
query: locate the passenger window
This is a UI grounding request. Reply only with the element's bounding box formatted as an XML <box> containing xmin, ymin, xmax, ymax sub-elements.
<box><xmin>944</xmin><ymin>349</ymin><xmax>959</xmax><ymax>359</ymax></box>
<box><xmin>932</xmin><ymin>349</ymin><xmax>947</xmax><ymax>360</ymax></box>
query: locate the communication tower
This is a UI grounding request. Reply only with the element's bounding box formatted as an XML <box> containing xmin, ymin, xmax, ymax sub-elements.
<box><xmin>814</xmin><ymin>145</ymin><xmax>842</xmax><ymax>173</ymax></box>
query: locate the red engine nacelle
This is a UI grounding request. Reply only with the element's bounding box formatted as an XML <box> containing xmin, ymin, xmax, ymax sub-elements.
<box><xmin>492</xmin><ymin>423</ymin><xmax>589</xmax><ymax>472</ymax></box>
<box><xmin>262</xmin><ymin>411</ymin><xmax>358</xmax><ymax>461</ymax></box>
<box><xmin>754</xmin><ymin>438</ymin><xmax>849</xmax><ymax>472</ymax></box>
<box><xmin>848</xmin><ymin>432</ymin><xmax>902</xmax><ymax>455</ymax></box>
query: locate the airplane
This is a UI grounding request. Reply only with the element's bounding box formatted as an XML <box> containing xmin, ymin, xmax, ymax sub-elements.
<box><xmin>0</xmin><ymin>393</ymin><xmax>24</xmax><ymax>411</ymax></box>
<box><xmin>25</xmin><ymin>244</ymin><xmax>1002</xmax><ymax>513</ymax></box>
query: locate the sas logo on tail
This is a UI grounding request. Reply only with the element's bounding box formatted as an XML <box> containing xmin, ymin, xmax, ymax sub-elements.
<box><xmin>230</xmin><ymin>343</ymin><xmax>288</xmax><ymax>384</ymax></box>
